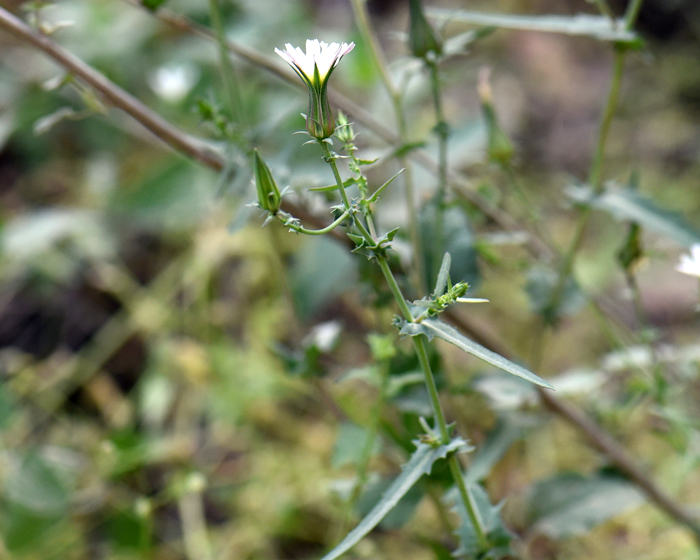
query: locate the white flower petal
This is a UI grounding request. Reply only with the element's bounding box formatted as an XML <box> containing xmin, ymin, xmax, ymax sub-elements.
<box><xmin>676</xmin><ymin>244</ymin><xmax>700</xmax><ymax>278</ymax></box>
<box><xmin>276</xmin><ymin>38</ymin><xmax>355</xmax><ymax>84</ymax></box>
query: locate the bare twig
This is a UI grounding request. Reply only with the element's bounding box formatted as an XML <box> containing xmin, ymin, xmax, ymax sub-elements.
<box><xmin>0</xmin><ymin>7</ymin><xmax>224</xmax><ymax>170</ymax></box>
<box><xmin>0</xmin><ymin>6</ymin><xmax>346</xmax><ymax>232</ymax></box>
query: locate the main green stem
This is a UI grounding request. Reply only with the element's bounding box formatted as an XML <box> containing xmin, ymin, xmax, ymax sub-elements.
<box><xmin>428</xmin><ymin>60</ymin><xmax>448</xmax><ymax>204</ymax></box>
<box><xmin>322</xmin><ymin>139</ymin><xmax>489</xmax><ymax>549</ymax></box>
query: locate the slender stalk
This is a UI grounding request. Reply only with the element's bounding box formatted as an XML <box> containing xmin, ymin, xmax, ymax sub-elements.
<box><xmin>319</xmin><ymin>141</ymin><xmax>352</xmax><ymax>210</ymax></box>
<box><xmin>536</xmin><ymin>0</ymin><xmax>645</xmax><ymax>322</ymax></box>
<box><xmin>624</xmin><ymin>0</ymin><xmax>645</xmax><ymax>30</ymax></box>
<box><xmin>589</xmin><ymin>49</ymin><xmax>626</xmax><ymax>194</ymax></box>
<box><xmin>543</xmin><ymin>45</ymin><xmax>626</xmax><ymax>319</ymax></box>
<box><xmin>283</xmin><ymin>209</ymin><xmax>351</xmax><ymax>236</ymax></box>
<box><xmin>208</xmin><ymin>0</ymin><xmax>244</xmax><ymax>125</ymax></box>
<box><xmin>376</xmin><ymin>257</ymin><xmax>414</xmax><ymax>321</ymax></box>
<box><xmin>348</xmin><ymin>0</ymin><xmax>399</xmax><ymax>100</ymax></box>
<box><xmin>428</xmin><ymin>60</ymin><xmax>448</xmax><ymax>203</ymax></box>
<box><xmin>448</xmin><ymin>455</ymin><xmax>488</xmax><ymax>548</ymax></box>
<box><xmin>592</xmin><ymin>0</ymin><xmax>616</xmax><ymax>23</ymax></box>
<box><xmin>427</xmin><ymin>59</ymin><xmax>449</xmax><ymax>286</ymax></box>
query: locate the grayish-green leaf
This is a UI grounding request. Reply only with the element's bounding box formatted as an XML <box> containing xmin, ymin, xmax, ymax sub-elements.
<box><xmin>427</xmin><ymin>9</ymin><xmax>638</xmax><ymax>43</ymax></box>
<box><xmin>6</xmin><ymin>453</ymin><xmax>74</xmax><ymax>514</ymax></box>
<box><xmin>567</xmin><ymin>184</ymin><xmax>700</xmax><ymax>248</ymax></box>
<box><xmin>332</xmin><ymin>423</ymin><xmax>380</xmax><ymax>468</ymax></box>
<box><xmin>320</xmin><ymin>438</ymin><xmax>468</xmax><ymax>560</ymax></box>
<box><xmin>420</xmin><ymin>203</ymin><xmax>480</xmax><ymax>292</ymax></box>
<box><xmin>291</xmin><ymin>237</ymin><xmax>357</xmax><ymax>319</ymax></box>
<box><xmin>356</xmin><ymin>478</ymin><xmax>425</xmax><ymax>530</ymax></box>
<box><xmin>446</xmin><ymin>482</ymin><xmax>513</xmax><ymax>558</ymax></box>
<box><xmin>465</xmin><ymin>414</ymin><xmax>526</xmax><ymax>483</ymax></box>
<box><xmin>398</xmin><ymin>318</ymin><xmax>554</xmax><ymax>389</ymax></box>
<box><xmin>527</xmin><ymin>473</ymin><xmax>645</xmax><ymax>538</ymax></box>
<box><xmin>526</xmin><ymin>266</ymin><xmax>587</xmax><ymax>322</ymax></box>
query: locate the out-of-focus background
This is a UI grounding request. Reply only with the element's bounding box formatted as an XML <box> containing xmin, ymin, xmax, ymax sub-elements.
<box><xmin>1</xmin><ymin>0</ymin><xmax>699</xmax><ymax>558</ymax></box>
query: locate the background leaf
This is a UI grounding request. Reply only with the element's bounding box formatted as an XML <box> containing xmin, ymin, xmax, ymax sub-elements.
<box><xmin>446</xmin><ymin>482</ymin><xmax>514</xmax><ymax>558</ymax></box>
<box><xmin>427</xmin><ymin>9</ymin><xmax>638</xmax><ymax>43</ymax></box>
<box><xmin>420</xmin><ymin>202</ymin><xmax>480</xmax><ymax>294</ymax></box>
<box><xmin>567</xmin><ymin>184</ymin><xmax>700</xmax><ymax>247</ymax></box>
<box><xmin>526</xmin><ymin>473</ymin><xmax>645</xmax><ymax>538</ymax></box>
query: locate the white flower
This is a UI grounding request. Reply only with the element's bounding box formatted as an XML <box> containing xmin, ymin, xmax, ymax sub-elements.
<box><xmin>275</xmin><ymin>40</ymin><xmax>355</xmax><ymax>86</ymax></box>
<box><xmin>676</xmin><ymin>244</ymin><xmax>700</xmax><ymax>278</ymax></box>
<box><xmin>275</xmin><ymin>39</ymin><xmax>355</xmax><ymax>139</ymax></box>
<box><xmin>148</xmin><ymin>63</ymin><xmax>199</xmax><ymax>103</ymax></box>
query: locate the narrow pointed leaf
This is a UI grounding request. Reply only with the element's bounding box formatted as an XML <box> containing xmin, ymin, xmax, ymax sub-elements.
<box><xmin>309</xmin><ymin>184</ymin><xmax>342</xmax><ymax>193</ymax></box>
<box><xmin>433</xmin><ymin>252</ymin><xmax>452</xmax><ymax>297</ymax></box>
<box><xmin>526</xmin><ymin>473</ymin><xmax>645</xmax><ymax>538</ymax></box>
<box><xmin>368</xmin><ymin>169</ymin><xmax>404</xmax><ymax>203</ymax></box>
<box><xmin>320</xmin><ymin>438</ymin><xmax>469</xmax><ymax>560</ymax></box>
<box><xmin>398</xmin><ymin>318</ymin><xmax>553</xmax><ymax>389</ymax></box>
<box><xmin>427</xmin><ymin>9</ymin><xmax>638</xmax><ymax>43</ymax></box>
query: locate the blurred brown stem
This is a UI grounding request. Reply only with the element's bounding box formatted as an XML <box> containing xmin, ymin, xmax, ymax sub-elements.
<box><xmin>444</xmin><ymin>309</ymin><xmax>700</xmax><ymax>541</ymax></box>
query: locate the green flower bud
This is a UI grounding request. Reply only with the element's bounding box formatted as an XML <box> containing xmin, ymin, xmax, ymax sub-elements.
<box><xmin>335</xmin><ymin>111</ymin><xmax>356</xmax><ymax>144</ymax></box>
<box><xmin>306</xmin><ymin>68</ymin><xmax>336</xmax><ymax>139</ymax></box>
<box><xmin>254</xmin><ymin>149</ymin><xmax>281</xmax><ymax>214</ymax></box>
<box><xmin>478</xmin><ymin>68</ymin><xmax>514</xmax><ymax>166</ymax></box>
<box><xmin>408</xmin><ymin>0</ymin><xmax>442</xmax><ymax>59</ymax></box>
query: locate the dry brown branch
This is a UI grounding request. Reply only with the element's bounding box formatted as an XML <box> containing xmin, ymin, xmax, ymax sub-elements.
<box><xmin>0</xmin><ymin>7</ymin><xmax>224</xmax><ymax>170</ymax></box>
<box><xmin>445</xmin><ymin>309</ymin><xmax>700</xmax><ymax>541</ymax></box>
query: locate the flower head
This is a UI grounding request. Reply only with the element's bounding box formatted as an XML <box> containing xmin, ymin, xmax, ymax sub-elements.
<box><xmin>275</xmin><ymin>39</ymin><xmax>354</xmax><ymax>139</ymax></box>
<box><xmin>676</xmin><ymin>244</ymin><xmax>700</xmax><ymax>278</ymax></box>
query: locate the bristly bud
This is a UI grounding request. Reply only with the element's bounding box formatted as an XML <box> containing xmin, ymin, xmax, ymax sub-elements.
<box><xmin>408</xmin><ymin>0</ymin><xmax>442</xmax><ymax>59</ymax></box>
<box><xmin>478</xmin><ymin>67</ymin><xmax>514</xmax><ymax>166</ymax></box>
<box><xmin>335</xmin><ymin>111</ymin><xmax>356</xmax><ymax>144</ymax></box>
<box><xmin>254</xmin><ymin>149</ymin><xmax>281</xmax><ymax>214</ymax></box>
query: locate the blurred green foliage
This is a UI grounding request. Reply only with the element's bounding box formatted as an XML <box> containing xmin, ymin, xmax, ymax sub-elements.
<box><xmin>1</xmin><ymin>0</ymin><xmax>700</xmax><ymax>559</ymax></box>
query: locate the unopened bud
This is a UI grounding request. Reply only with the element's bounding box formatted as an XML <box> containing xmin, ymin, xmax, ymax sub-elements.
<box><xmin>478</xmin><ymin>68</ymin><xmax>514</xmax><ymax>166</ymax></box>
<box><xmin>254</xmin><ymin>149</ymin><xmax>281</xmax><ymax>214</ymax></box>
<box><xmin>408</xmin><ymin>0</ymin><xmax>442</xmax><ymax>59</ymax></box>
<box><xmin>305</xmin><ymin>74</ymin><xmax>336</xmax><ymax>139</ymax></box>
<box><xmin>335</xmin><ymin>111</ymin><xmax>355</xmax><ymax>144</ymax></box>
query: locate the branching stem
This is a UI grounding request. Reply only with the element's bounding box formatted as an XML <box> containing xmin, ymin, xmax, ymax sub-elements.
<box><xmin>283</xmin><ymin>209</ymin><xmax>351</xmax><ymax>236</ymax></box>
<box><xmin>322</xmin><ymin>143</ymin><xmax>490</xmax><ymax>550</ymax></box>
